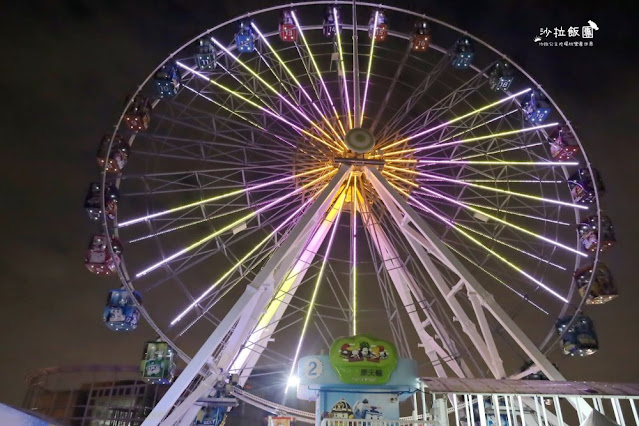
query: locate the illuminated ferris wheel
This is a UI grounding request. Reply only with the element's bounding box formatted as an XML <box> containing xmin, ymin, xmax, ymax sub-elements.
<box><xmin>83</xmin><ymin>1</ymin><xmax>618</xmax><ymax>424</ymax></box>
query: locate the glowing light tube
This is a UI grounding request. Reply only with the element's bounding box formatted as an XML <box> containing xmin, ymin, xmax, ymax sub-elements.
<box><xmin>360</xmin><ymin>10</ymin><xmax>378</xmax><ymax>126</ymax></box>
<box><xmin>456</xmin><ymin>142</ymin><xmax>544</xmax><ymax>160</ymax></box>
<box><xmin>384</xmin><ymin>165</ymin><xmax>588</xmax><ymax>210</ymax></box>
<box><xmin>183</xmin><ymin>85</ymin><xmax>296</xmax><ymax>148</ymax></box>
<box><xmin>351</xmin><ymin>175</ymin><xmax>358</xmax><ymax>335</ymax></box>
<box><xmin>408</xmin><ymin>196</ymin><xmax>569</xmax><ymax>303</ymax></box>
<box><xmin>444</xmin><ymin>242</ymin><xmax>549</xmax><ymax>314</ymax></box>
<box><xmin>119</xmin><ymin>166</ymin><xmax>330</xmax><ymax>228</ymax></box>
<box><xmin>211</xmin><ymin>37</ymin><xmax>340</xmax><ymax>149</ymax></box>
<box><xmin>177</xmin><ymin>61</ymin><xmax>333</xmax><ymax>148</ymax></box>
<box><xmin>287</xmin><ymin>187</ymin><xmax>348</xmax><ymax>387</ymax></box>
<box><xmin>251</xmin><ymin>22</ymin><xmax>343</xmax><ymax>142</ymax></box>
<box><xmin>415</xmin><ymin>185</ymin><xmax>588</xmax><ymax>258</ymax></box>
<box><xmin>334</xmin><ymin>7</ymin><xmax>353</xmax><ymax>130</ymax></box>
<box><xmin>135</xmin><ymin>171</ymin><xmax>335</xmax><ymax>277</ymax></box>
<box><xmin>437</xmin><ymin>110</ymin><xmax>519</xmax><ymax>144</ymax></box>
<box><xmin>384</xmin><ymin>122</ymin><xmax>559</xmax><ymax>157</ymax></box>
<box><xmin>291</xmin><ymin>11</ymin><xmax>347</xmax><ymax>136</ymax></box>
<box><xmin>416</xmin><ymin>159</ymin><xmax>578</xmax><ymax>166</ymax></box>
<box><xmin>380</xmin><ymin>88</ymin><xmax>532</xmax><ymax>151</ymax></box>
<box><xmin>229</xmin><ymin>182</ymin><xmax>338</xmax><ymax>374</ymax></box>
<box><xmin>170</xmin><ymin>196</ymin><xmax>317</xmax><ymax>325</ymax></box>
<box><xmin>418</xmin><ymin>191</ymin><xmax>571</xmax><ymax>226</ymax></box>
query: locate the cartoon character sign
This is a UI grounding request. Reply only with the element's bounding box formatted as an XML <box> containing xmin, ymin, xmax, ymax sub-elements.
<box><xmin>330</xmin><ymin>335</ymin><xmax>398</xmax><ymax>385</ymax></box>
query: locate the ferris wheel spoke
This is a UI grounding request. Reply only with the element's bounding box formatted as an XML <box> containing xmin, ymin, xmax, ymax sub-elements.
<box><xmin>177</xmin><ymin>62</ymin><xmax>339</xmax><ymax>152</ymax></box>
<box><xmin>379</xmin><ymin>88</ymin><xmax>532</xmax><ymax>152</ymax></box>
<box><xmin>412</xmin><ymin>184</ymin><xmax>584</xmax><ymax>260</ymax></box>
<box><xmin>251</xmin><ymin>23</ymin><xmax>343</xmax><ymax>141</ymax></box>
<box><xmin>174</xmin><ymin>88</ymin><xmax>303</xmax><ymax>149</ymax></box>
<box><xmin>134</xmin><ymin>129</ymin><xmax>292</xmax><ymax>165</ymax></box>
<box><xmin>333</xmin><ymin>7</ymin><xmax>353</xmax><ymax>130</ymax></box>
<box><xmin>169</xmin><ymin>194</ymin><xmax>317</xmax><ymax>326</ymax></box>
<box><xmin>377</xmin><ymin>48</ymin><xmax>456</xmax><ymax>143</ymax></box>
<box><xmin>135</xmin><ymin>132</ymin><xmax>295</xmax><ymax>165</ymax></box>
<box><xmin>231</xmin><ymin>189</ymin><xmax>351</xmax><ymax>380</ymax></box>
<box><xmin>138</xmin><ymin>198</ymin><xmax>303</xmax><ymax>296</ymax></box>
<box><xmin>118</xmin><ymin>166</ymin><xmax>329</xmax><ymax>228</ymax></box>
<box><xmin>359</xmin><ymin>11</ymin><xmax>379</xmax><ymax>128</ymax></box>
<box><xmin>291</xmin><ymin>41</ymin><xmax>336</xmax><ymax>131</ymax></box>
<box><xmin>370</xmin><ymin>43</ymin><xmax>411</xmax><ymax>134</ymax></box>
<box><xmin>211</xmin><ymin>37</ymin><xmax>339</xmax><ymax>146</ymax></box>
<box><xmin>406</xmin><ymin>195</ymin><xmax>568</xmax><ymax>303</ymax></box>
<box><xmin>386</xmin><ymin>66</ymin><xmax>491</xmax><ymax>143</ymax></box>
<box><xmin>134</xmin><ymin>171</ymin><xmax>335</xmax><ymax>278</ymax></box>
<box><xmin>391</xmin><ymin>166</ymin><xmax>585</xmax><ymax>211</ymax></box>
<box><xmin>291</xmin><ymin>11</ymin><xmax>347</xmax><ymax>137</ymax></box>
<box><xmin>285</xmin><ymin>184</ymin><xmax>348</xmax><ymax>389</ymax></box>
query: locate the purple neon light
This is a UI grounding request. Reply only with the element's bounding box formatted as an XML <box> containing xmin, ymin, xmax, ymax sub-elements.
<box><xmin>381</xmin><ymin>88</ymin><xmax>532</xmax><ymax>150</ymax></box>
<box><xmin>182</xmin><ymin>84</ymin><xmax>296</xmax><ymax>148</ymax></box>
<box><xmin>170</xmin><ymin>196</ymin><xmax>316</xmax><ymax>326</ymax></box>
<box><xmin>134</xmin><ymin>171</ymin><xmax>335</xmax><ymax>277</ymax></box>
<box><xmin>408</xmin><ymin>168</ymin><xmax>588</xmax><ymax>210</ymax></box>
<box><xmin>177</xmin><ymin>61</ymin><xmax>327</xmax><ymax>145</ymax></box>
<box><xmin>407</xmin><ymin>196</ymin><xmax>569</xmax><ymax>303</ymax></box>
<box><xmin>290</xmin><ymin>11</ymin><xmax>345</xmax><ymax>135</ymax></box>
<box><xmin>211</xmin><ymin>37</ymin><xmax>332</xmax><ymax>139</ymax></box>
<box><xmin>250</xmin><ymin>21</ymin><xmax>342</xmax><ymax>140</ymax></box>
<box><xmin>416</xmin><ymin>185</ymin><xmax>587</xmax><ymax>258</ymax></box>
<box><xmin>360</xmin><ymin>10</ymin><xmax>378</xmax><ymax>126</ymax></box>
<box><xmin>118</xmin><ymin>169</ymin><xmax>323</xmax><ymax>228</ymax></box>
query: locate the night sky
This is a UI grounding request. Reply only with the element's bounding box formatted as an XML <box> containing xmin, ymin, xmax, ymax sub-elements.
<box><xmin>1</xmin><ymin>0</ymin><xmax>637</xmax><ymax>410</ymax></box>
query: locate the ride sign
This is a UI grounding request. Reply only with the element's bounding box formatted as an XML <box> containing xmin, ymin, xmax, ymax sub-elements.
<box><xmin>329</xmin><ymin>335</ymin><xmax>398</xmax><ymax>385</ymax></box>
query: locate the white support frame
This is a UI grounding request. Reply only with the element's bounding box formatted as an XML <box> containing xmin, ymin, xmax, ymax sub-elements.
<box><xmin>357</xmin><ymin>193</ymin><xmax>467</xmax><ymax>378</ymax></box>
<box><xmin>365</xmin><ymin>166</ymin><xmax>561</xmax><ymax>380</ymax></box>
<box><xmin>365</xmin><ymin>166</ymin><xmax>593</xmax><ymax>418</ymax></box>
<box><xmin>142</xmin><ymin>165</ymin><xmax>351</xmax><ymax>426</ymax></box>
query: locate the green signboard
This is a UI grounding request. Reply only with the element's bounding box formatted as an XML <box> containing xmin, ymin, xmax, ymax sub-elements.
<box><xmin>329</xmin><ymin>334</ymin><xmax>398</xmax><ymax>385</ymax></box>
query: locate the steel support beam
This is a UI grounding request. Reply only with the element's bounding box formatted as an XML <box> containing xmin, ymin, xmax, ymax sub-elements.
<box><xmin>141</xmin><ymin>165</ymin><xmax>350</xmax><ymax>426</ymax></box>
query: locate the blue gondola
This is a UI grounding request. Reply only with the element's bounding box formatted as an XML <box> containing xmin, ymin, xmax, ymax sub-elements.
<box><xmin>195</xmin><ymin>37</ymin><xmax>216</xmax><ymax>70</ymax></box>
<box><xmin>84</xmin><ymin>182</ymin><xmax>119</xmax><ymax>221</ymax></box>
<box><xmin>568</xmin><ymin>168</ymin><xmax>604</xmax><ymax>204</ymax></box>
<box><xmin>522</xmin><ymin>89</ymin><xmax>552</xmax><ymax>123</ymax></box>
<box><xmin>451</xmin><ymin>37</ymin><xmax>474</xmax><ymax>69</ymax></box>
<box><xmin>154</xmin><ymin>62</ymin><xmax>181</xmax><ymax>97</ymax></box>
<box><xmin>140</xmin><ymin>340</ymin><xmax>176</xmax><ymax>384</ymax></box>
<box><xmin>556</xmin><ymin>315</ymin><xmax>599</xmax><ymax>356</ymax></box>
<box><xmin>235</xmin><ymin>21</ymin><xmax>255</xmax><ymax>53</ymax></box>
<box><xmin>103</xmin><ymin>288</ymin><xmax>142</xmax><ymax>332</ymax></box>
<box><xmin>489</xmin><ymin>60</ymin><xmax>515</xmax><ymax>91</ymax></box>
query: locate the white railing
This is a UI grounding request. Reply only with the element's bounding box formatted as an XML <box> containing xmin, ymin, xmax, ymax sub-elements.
<box><xmin>421</xmin><ymin>377</ymin><xmax>639</xmax><ymax>426</ymax></box>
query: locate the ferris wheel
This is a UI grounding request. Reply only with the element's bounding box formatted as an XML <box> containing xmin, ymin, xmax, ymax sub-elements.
<box><xmin>83</xmin><ymin>1</ymin><xmax>618</xmax><ymax>424</ymax></box>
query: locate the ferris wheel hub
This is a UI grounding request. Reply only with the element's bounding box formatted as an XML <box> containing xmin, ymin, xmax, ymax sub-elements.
<box><xmin>345</xmin><ymin>127</ymin><xmax>375</xmax><ymax>153</ymax></box>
